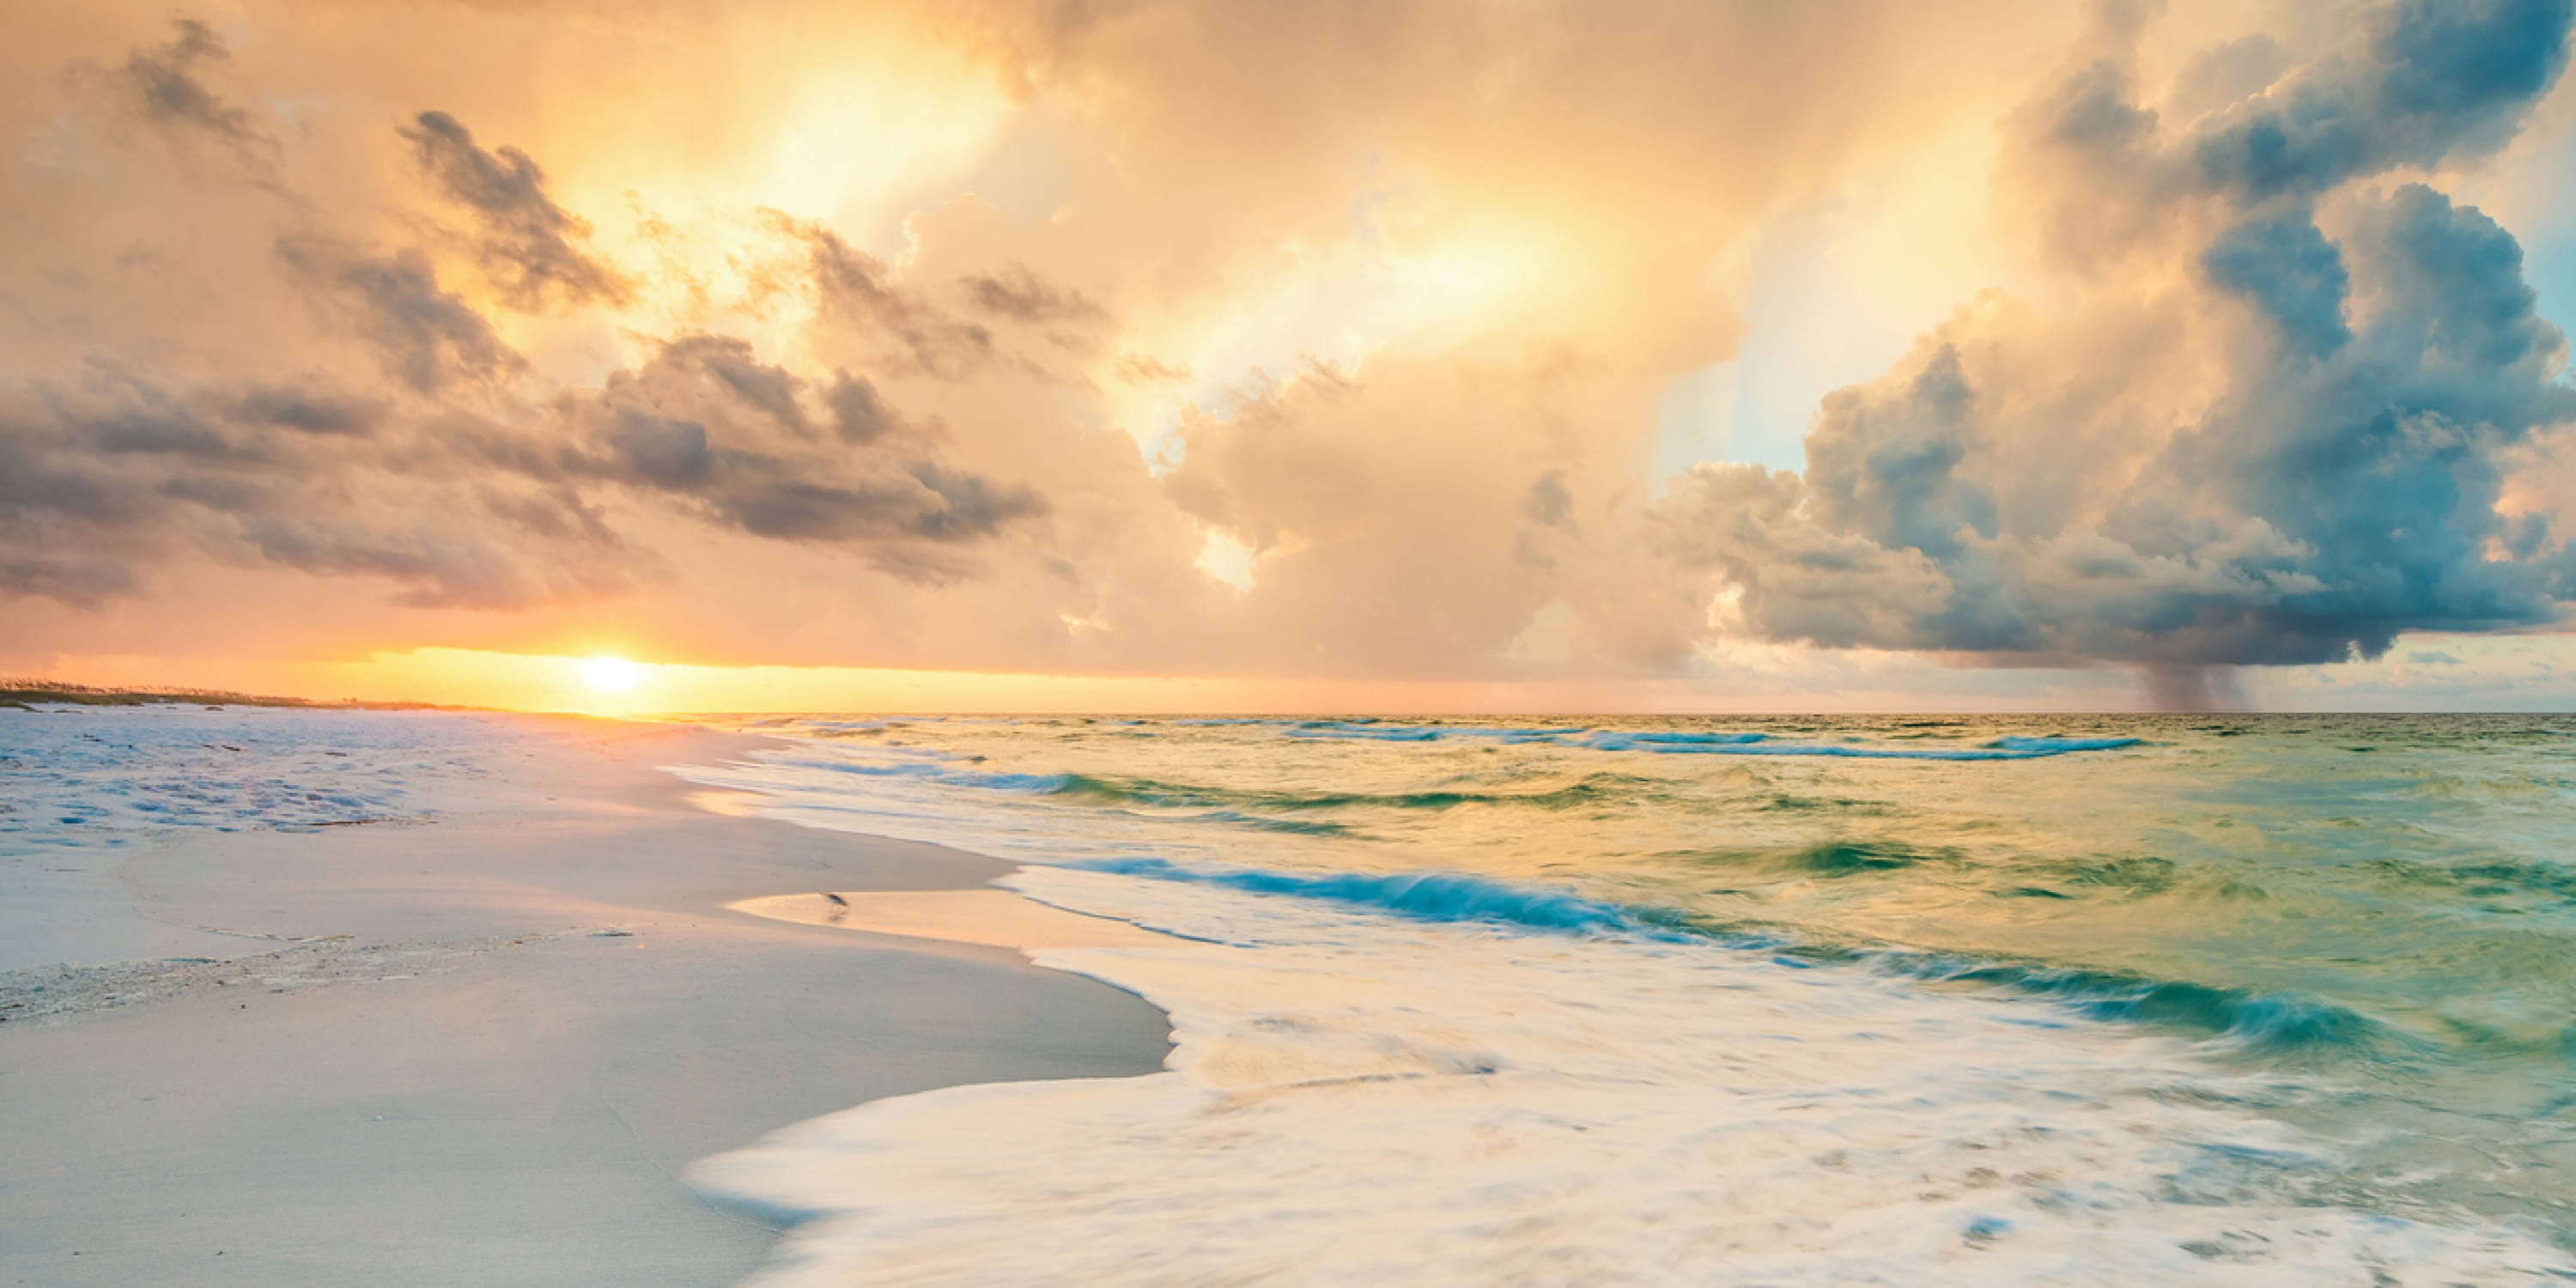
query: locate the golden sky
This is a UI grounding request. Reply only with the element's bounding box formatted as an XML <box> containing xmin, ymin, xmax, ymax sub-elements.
<box><xmin>5</xmin><ymin>0</ymin><xmax>2575</xmax><ymax>712</ymax></box>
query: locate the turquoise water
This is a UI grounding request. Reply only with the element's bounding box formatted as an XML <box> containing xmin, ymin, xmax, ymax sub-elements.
<box><xmin>688</xmin><ymin>713</ymin><xmax>2576</xmax><ymax>1253</ymax></box>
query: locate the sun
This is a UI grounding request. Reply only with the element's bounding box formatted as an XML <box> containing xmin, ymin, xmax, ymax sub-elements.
<box><xmin>583</xmin><ymin>657</ymin><xmax>642</xmax><ymax>693</ymax></box>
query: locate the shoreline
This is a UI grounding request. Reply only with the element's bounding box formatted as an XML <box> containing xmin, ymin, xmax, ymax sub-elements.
<box><xmin>0</xmin><ymin>714</ymin><xmax>1173</xmax><ymax>1287</ymax></box>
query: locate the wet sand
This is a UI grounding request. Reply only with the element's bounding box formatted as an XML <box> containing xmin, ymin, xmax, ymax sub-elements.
<box><xmin>727</xmin><ymin>889</ymin><xmax>1179</xmax><ymax>949</ymax></box>
<box><xmin>0</xmin><ymin>718</ymin><xmax>1171</xmax><ymax>1287</ymax></box>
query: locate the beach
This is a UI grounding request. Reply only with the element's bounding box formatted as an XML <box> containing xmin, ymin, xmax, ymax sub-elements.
<box><xmin>7</xmin><ymin>0</ymin><xmax>2573</xmax><ymax>1279</ymax></box>
<box><xmin>9</xmin><ymin>707</ymin><xmax>2575</xmax><ymax>1285</ymax></box>
<box><xmin>0</xmin><ymin>713</ymin><xmax>1170</xmax><ymax>1286</ymax></box>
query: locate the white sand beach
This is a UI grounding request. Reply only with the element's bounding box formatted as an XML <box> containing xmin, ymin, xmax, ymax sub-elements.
<box><xmin>0</xmin><ymin>716</ymin><xmax>1170</xmax><ymax>1287</ymax></box>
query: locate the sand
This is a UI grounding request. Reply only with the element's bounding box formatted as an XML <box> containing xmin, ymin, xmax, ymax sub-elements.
<box><xmin>727</xmin><ymin>890</ymin><xmax>1181</xmax><ymax>949</ymax></box>
<box><xmin>0</xmin><ymin>717</ymin><xmax>1173</xmax><ymax>1287</ymax></box>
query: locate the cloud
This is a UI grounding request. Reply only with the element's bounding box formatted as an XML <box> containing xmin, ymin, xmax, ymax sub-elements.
<box><xmin>823</xmin><ymin>371</ymin><xmax>902</xmax><ymax>443</ymax></box>
<box><xmin>92</xmin><ymin>16</ymin><xmax>281</xmax><ymax>178</ymax></box>
<box><xmin>2</xmin><ymin>0</ymin><xmax>2568</xmax><ymax>702</ymax></box>
<box><xmin>962</xmin><ymin>263</ymin><xmax>1110</xmax><ymax>327</ymax></box>
<box><xmin>399</xmin><ymin>110</ymin><xmax>629</xmax><ymax>311</ymax></box>
<box><xmin>2202</xmin><ymin>216</ymin><xmax>2351</xmax><ymax>357</ymax></box>
<box><xmin>234</xmin><ymin>514</ymin><xmax>624</xmax><ymax>611</ymax></box>
<box><xmin>2190</xmin><ymin>0</ymin><xmax>2573</xmax><ymax>201</ymax></box>
<box><xmin>230</xmin><ymin>385</ymin><xmax>386</xmax><ymax>436</ymax></box>
<box><xmin>543</xmin><ymin>334</ymin><xmax>1047</xmax><ymax>579</ymax></box>
<box><xmin>276</xmin><ymin>240</ymin><xmax>527</xmax><ymax>393</ymax></box>
<box><xmin>2141</xmin><ymin>663</ymin><xmax>2251</xmax><ymax>713</ymax></box>
<box><xmin>0</xmin><ymin>314</ymin><xmax>1051</xmax><ymax>611</ymax></box>
<box><xmin>0</xmin><ymin>556</ymin><xmax>141</xmax><ymax>609</ymax></box>
<box><xmin>1657</xmin><ymin>0</ymin><xmax>2576</xmax><ymax>674</ymax></box>
<box><xmin>1113</xmin><ymin>354</ymin><xmax>1191</xmax><ymax>386</ymax></box>
<box><xmin>0</xmin><ymin>358</ymin><xmax>659</xmax><ymax>611</ymax></box>
<box><xmin>796</xmin><ymin>218</ymin><xmax>1001</xmax><ymax>380</ymax></box>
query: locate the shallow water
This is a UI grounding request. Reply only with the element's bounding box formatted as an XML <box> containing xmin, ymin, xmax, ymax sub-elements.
<box><xmin>0</xmin><ymin>703</ymin><xmax>510</xmax><ymax>848</ymax></box>
<box><xmin>681</xmin><ymin>714</ymin><xmax>2576</xmax><ymax>1283</ymax></box>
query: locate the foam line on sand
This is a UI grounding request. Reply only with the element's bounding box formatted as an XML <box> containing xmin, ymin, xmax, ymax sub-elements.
<box><xmin>728</xmin><ymin>890</ymin><xmax>1179</xmax><ymax>950</ymax></box>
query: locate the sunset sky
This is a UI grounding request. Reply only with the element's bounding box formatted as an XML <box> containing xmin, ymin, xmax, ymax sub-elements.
<box><xmin>6</xmin><ymin>0</ymin><xmax>2574</xmax><ymax>713</ymax></box>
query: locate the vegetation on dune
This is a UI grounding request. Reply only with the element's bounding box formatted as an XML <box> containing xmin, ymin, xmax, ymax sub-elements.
<box><xmin>0</xmin><ymin>678</ymin><xmax>460</xmax><ymax>712</ymax></box>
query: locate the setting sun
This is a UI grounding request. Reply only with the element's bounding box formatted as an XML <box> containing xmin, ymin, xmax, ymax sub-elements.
<box><xmin>582</xmin><ymin>658</ymin><xmax>641</xmax><ymax>693</ymax></box>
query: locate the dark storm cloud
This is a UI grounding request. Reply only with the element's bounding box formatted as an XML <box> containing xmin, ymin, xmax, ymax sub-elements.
<box><xmin>2201</xmin><ymin>216</ymin><xmax>2351</xmax><ymax>358</ymax></box>
<box><xmin>2140</xmin><ymin>185</ymin><xmax>2573</xmax><ymax>665</ymax></box>
<box><xmin>1660</xmin><ymin>0</ymin><xmax>2576</xmax><ymax>673</ymax></box>
<box><xmin>2141</xmin><ymin>664</ymin><xmax>2250</xmax><ymax>713</ymax></box>
<box><xmin>2192</xmin><ymin>0</ymin><xmax>2573</xmax><ymax>200</ymax></box>
<box><xmin>400</xmin><ymin>111</ymin><xmax>629</xmax><ymax>311</ymax></box>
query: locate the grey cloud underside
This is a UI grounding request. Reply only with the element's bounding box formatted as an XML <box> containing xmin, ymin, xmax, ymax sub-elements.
<box><xmin>1</xmin><ymin>325</ymin><xmax>1050</xmax><ymax>608</ymax></box>
<box><xmin>100</xmin><ymin>16</ymin><xmax>279</xmax><ymax>174</ymax></box>
<box><xmin>961</xmin><ymin>264</ymin><xmax>1120</xmax><ymax>356</ymax></box>
<box><xmin>963</xmin><ymin>264</ymin><xmax>1111</xmax><ymax>325</ymax></box>
<box><xmin>1660</xmin><ymin>0</ymin><xmax>2576</xmax><ymax>670</ymax></box>
<box><xmin>9</xmin><ymin>7</ymin><xmax>2575</xmax><ymax>689</ymax></box>
<box><xmin>0</xmin><ymin>364</ymin><xmax>655</xmax><ymax>611</ymax></box>
<box><xmin>0</xmin><ymin>39</ymin><xmax>1056</xmax><ymax>611</ymax></box>
<box><xmin>2190</xmin><ymin>0</ymin><xmax>2571</xmax><ymax>201</ymax></box>
<box><xmin>232</xmin><ymin>385</ymin><xmax>386</xmax><ymax>437</ymax></box>
<box><xmin>401</xmin><ymin>111</ymin><xmax>629</xmax><ymax>312</ymax></box>
<box><xmin>806</xmin><ymin>224</ymin><xmax>993</xmax><ymax>374</ymax></box>
<box><xmin>277</xmin><ymin>240</ymin><xmax>528</xmax><ymax>394</ymax></box>
<box><xmin>556</xmin><ymin>336</ymin><xmax>1046</xmax><ymax>565</ymax></box>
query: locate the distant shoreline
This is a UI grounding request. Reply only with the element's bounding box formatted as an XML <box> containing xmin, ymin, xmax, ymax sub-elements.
<box><xmin>0</xmin><ymin>677</ymin><xmax>473</xmax><ymax>713</ymax></box>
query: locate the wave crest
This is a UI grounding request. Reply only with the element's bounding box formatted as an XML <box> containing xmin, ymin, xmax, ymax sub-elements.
<box><xmin>1059</xmin><ymin>857</ymin><xmax>1643</xmax><ymax>934</ymax></box>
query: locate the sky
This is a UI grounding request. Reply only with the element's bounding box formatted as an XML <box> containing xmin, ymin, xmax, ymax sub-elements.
<box><xmin>3</xmin><ymin>0</ymin><xmax>2574</xmax><ymax>714</ymax></box>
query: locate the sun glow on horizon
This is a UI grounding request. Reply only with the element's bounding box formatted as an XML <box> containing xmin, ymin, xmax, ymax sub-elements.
<box><xmin>582</xmin><ymin>657</ymin><xmax>643</xmax><ymax>693</ymax></box>
<box><xmin>22</xmin><ymin>643</ymin><xmax>2205</xmax><ymax>717</ymax></box>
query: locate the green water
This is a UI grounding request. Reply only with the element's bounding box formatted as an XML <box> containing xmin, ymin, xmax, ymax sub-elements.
<box><xmin>717</xmin><ymin>711</ymin><xmax>2576</xmax><ymax>1232</ymax></box>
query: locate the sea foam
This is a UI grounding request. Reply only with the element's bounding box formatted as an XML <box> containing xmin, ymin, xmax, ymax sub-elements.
<box><xmin>680</xmin><ymin>713</ymin><xmax>2576</xmax><ymax>1281</ymax></box>
<box><xmin>0</xmin><ymin>704</ymin><xmax>512</xmax><ymax>843</ymax></box>
<box><xmin>695</xmin><ymin>864</ymin><xmax>2567</xmax><ymax>1285</ymax></box>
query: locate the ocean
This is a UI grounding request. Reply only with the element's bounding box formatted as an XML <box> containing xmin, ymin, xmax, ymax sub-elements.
<box><xmin>10</xmin><ymin>706</ymin><xmax>2574</xmax><ymax>1282</ymax></box>
<box><xmin>678</xmin><ymin>713</ymin><xmax>2576</xmax><ymax>1285</ymax></box>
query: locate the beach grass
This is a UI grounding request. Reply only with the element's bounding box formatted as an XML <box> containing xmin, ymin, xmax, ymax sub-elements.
<box><xmin>0</xmin><ymin>677</ymin><xmax>462</xmax><ymax>712</ymax></box>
